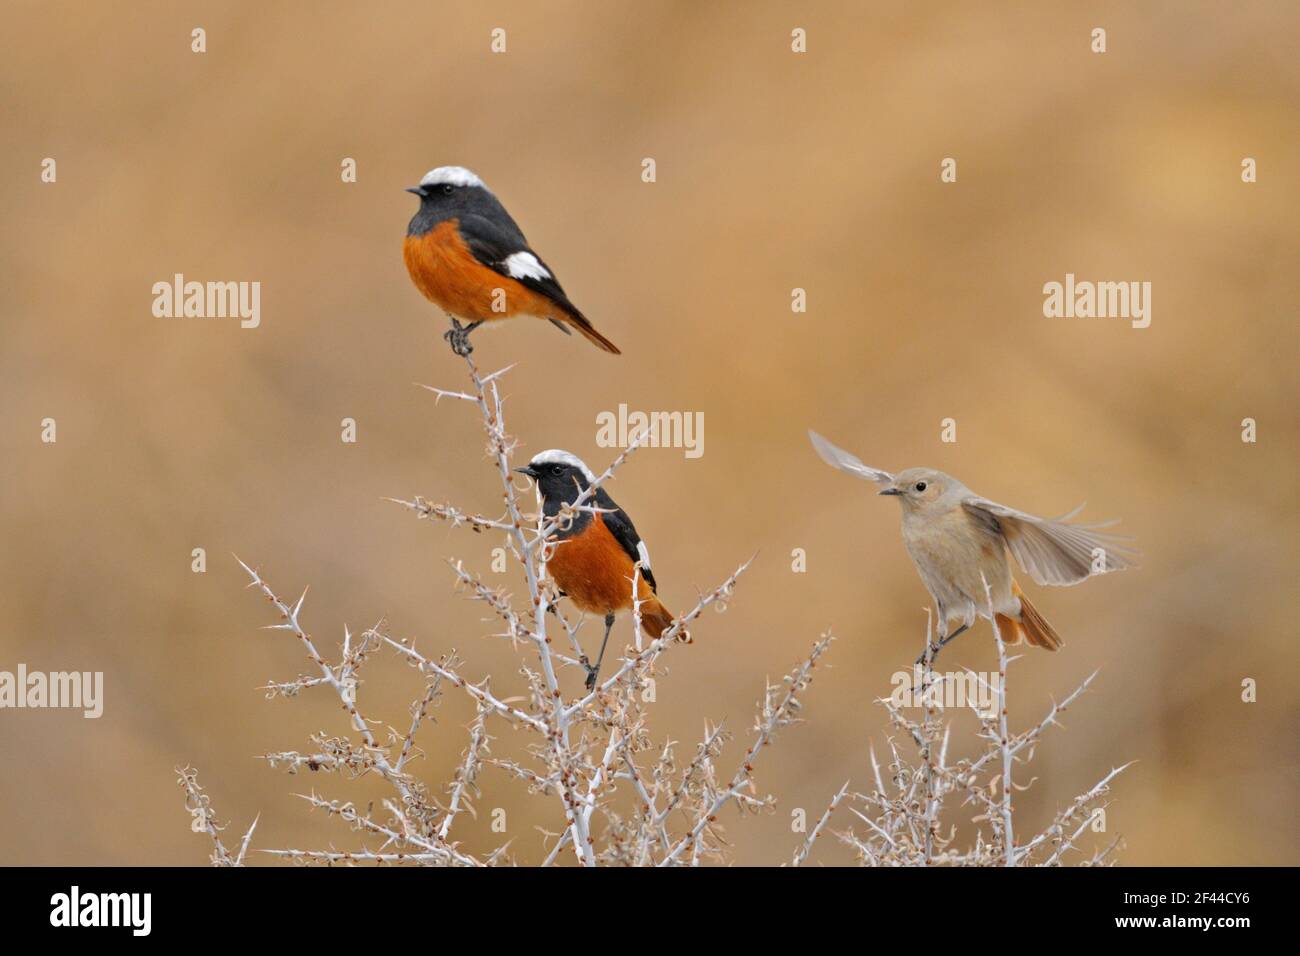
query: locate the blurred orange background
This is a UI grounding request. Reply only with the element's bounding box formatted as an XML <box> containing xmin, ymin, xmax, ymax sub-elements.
<box><xmin>1</xmin><ymin>1</ymin><xmax>1296</xmax><ymax>865</ymax></box>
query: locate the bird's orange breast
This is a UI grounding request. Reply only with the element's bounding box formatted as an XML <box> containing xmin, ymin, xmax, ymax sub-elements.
<box><xmin>546</xmin><ymin>516</ymin><xmax>654</xmax><ymax>616</ymax></box>
<box><xmin>403</xmin><ymin>220</ymin><xmax>561</xmax><ymax>323</ymax></box>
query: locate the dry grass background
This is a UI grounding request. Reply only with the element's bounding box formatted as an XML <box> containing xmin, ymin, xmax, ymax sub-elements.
<box><xmin>0</xmin><ymin>0</ymin><xmax>1296</xmax><ymax>865</ymax></box>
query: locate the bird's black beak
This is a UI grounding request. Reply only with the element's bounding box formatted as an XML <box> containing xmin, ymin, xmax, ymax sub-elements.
<box><xmin>405</xmin><ymin>185</ymin><xmax>426</xmax><ymax>197</ymax></box>
<box><xmin>514</xmin><ymin>465</ymin><xmax>539</xmax><ymax>479</ymax></box>
<box><xmin>879</xmin><ymin>488</ymin><xmax>903</xmax><ymax>496</ymax></box>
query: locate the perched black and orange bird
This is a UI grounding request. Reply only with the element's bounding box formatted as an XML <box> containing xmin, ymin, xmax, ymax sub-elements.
<box><xmin>404</xmin><ymin>166</ymin><xmax>620</xmax><ymax>356</ymax></box>
<box><xmin>515</xmin><ymin>449</ymin><xmax>685</xmax><ymax>689</ymax></box>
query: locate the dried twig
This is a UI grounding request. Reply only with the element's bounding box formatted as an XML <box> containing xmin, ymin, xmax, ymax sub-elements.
<box><xmin>184</xmin><ymin>355</ymin><xmax>827</xmax><ymax>866</ymax></box>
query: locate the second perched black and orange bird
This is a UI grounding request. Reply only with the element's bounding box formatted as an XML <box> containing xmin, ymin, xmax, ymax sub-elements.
<box><xmin>515</xmin><ymin>449</ymin><xmax>686</xmax><ymax>689</ymax></box>
<box><xmin>404</xmin><ymin>166</ymin><xmax>621</xmax><ymax>356</ymax></box>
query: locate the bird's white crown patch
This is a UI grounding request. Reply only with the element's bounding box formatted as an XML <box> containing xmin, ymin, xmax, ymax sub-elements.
<box><xmin>530</xmin><ymin>449</ymin><xmax>596</xmax><ymax>483</ymax></box>
<box><xmin>419</xmin><ymin>166</ymin><xmax>486</xmax><ymax>189</ymax></box>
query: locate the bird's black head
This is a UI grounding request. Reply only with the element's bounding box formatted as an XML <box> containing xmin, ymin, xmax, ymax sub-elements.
<box><xmin>514</xmin><ymin>449</ymin><xmax>595</xmax><ymax>510</ymax></box>
<box><xmin>405</xmin><ymin>166</ymin><xmax>491</xmax><ymax>236</ymax></box>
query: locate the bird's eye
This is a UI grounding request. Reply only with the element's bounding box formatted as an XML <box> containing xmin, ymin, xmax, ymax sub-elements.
<box><xmin>551</xmin><ymin>465</ymin><xmax>563</xmax><ymax>476</ymax></box>
<box><xmin>915</xmin><ymin>481</ymin><xmax>928</xmax><ymax>492</ymax></box>
<box><xmin>440</xmin><ymin>183</ymin><xmax>454</xmax><ymax>195</ymax></box>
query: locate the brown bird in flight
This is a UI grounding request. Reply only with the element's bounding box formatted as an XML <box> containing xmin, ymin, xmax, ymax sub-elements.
<box><xmin>809</xmin><ymin>431</ymin><xmax>1136</xmax><ymax>662</ymax></box>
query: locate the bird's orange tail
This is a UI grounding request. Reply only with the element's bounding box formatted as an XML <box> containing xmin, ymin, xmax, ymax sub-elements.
<box><xmin>995</xmin><ymin>580</ymin><xmax>1063</xmax><ymax>651</ymax></box>
<box><xmin>558</xmin><ymin>305</ymin><xmax>621</xmax><ymax>354</ymax></box>
<box><xmin>642</xmin><ymin>596</ymin><xmax>689</xmax><ymax>643</ymax></box>
<box><xmin>570</xmin><ymin>319</ymin><xmax>621</xmax><ymax>354</ymax></box>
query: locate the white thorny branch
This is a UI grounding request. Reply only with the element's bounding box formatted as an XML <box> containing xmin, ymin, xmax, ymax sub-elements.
<box><xmin>187</xmin><ymin>350</ymin><xmax>834</xmax><ymax>866</ymax></box>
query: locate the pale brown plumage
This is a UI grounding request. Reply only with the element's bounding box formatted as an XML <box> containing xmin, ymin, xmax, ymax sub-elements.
<box><xmin>809</xmin><ymin>430</ymin><xmax>1136</xmax><ymax>654</ymax></box>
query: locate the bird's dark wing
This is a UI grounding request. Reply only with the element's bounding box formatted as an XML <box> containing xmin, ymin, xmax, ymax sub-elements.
<box><xmin>456</xmin><ymin>213</ymin><xmax>580</xmax><ymax>316</ymax></box>
<box><xmin>595</xmin><ymin>489</ymin><xmax>657</xmax><ymax>592</ymax></box>
<box><xmin>456</xmin><ymin>211</ymin><xmax>525</xmax><ymax>264</ymax></box>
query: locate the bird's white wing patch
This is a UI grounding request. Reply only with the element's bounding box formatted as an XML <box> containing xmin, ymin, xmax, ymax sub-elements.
<box><xmin>636</xmin><ymin>540</ymin><xmax>652</xmax><ymax>570</ymax></box>
<box><xmin>504</xmin><ymin>251</ymin><xmax>551</xmax><ymax>281</ymax></box>
<box><xmin>419</xmin><ymin>166</ymin><xmax>485</xmax><ymax>189</ymax></box>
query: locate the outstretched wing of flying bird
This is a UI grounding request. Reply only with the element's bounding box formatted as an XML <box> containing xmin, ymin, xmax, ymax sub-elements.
<box><xmin>807</xmin><ymin>430</ymin><xmax>894</xmax><ymax>484</ymax></box>
<box><xmin>961</xmin><ymin>497</ymin><xmax>1138</xmax><ymax>586</ymax></box>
